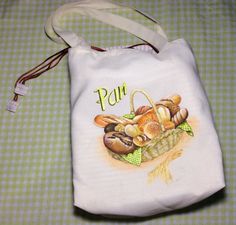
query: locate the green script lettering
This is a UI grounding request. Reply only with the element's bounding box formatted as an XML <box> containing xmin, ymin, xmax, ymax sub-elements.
<box><xmin>118</xmin><ymin>82</ymin><xmax>127</xmax><ymax>100</ymax></box>
<box><xmin>94</xmin><ymin>82</ymin><xmax>128</xmax><ymax>111</ymax></box>
<box><xmin>94</xmin><ymin>88</ymin><xmax>108</xmax><ymax>111</ymax></box>
<box><xmin>108</xmin><ymin>90</ymin><xmax>117</xmax><ymax>106</ymax></box>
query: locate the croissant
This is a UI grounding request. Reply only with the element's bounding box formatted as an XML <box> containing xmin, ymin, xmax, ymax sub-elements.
<box><xmin>172</xmin><ymin>108</ymin><xmax>188</xmax><ymax>127</ymax></box>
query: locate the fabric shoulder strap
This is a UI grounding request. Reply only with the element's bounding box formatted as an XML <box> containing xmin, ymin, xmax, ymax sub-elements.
<box><xmin>45</xmin><ymin>0</ymin><xmax>168</xmax><ymax>50</ymax></box>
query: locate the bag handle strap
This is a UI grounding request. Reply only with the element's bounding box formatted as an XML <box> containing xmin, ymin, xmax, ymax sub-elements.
<box><xmin>7</xmin><ymin>43</ymin><xmax>157</xmax><ymax>113</ymax></box>
<box><xmin>45</xmin><ymin>0</ymin><xmax>168</xmax><ymax>50</ymax></box>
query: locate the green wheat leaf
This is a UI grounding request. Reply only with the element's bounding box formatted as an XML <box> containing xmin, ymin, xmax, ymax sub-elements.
<box><xmin>122</xmin><ymin>148</ymin><xmax>142</xmax><ymax>166</ymax></box>
<box><xmin>177</xmin><ymin>121</ymin><xmax>194</xmax><ymax>136</ymax></box>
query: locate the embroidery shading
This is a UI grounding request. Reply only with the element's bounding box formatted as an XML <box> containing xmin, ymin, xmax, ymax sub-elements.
<box><xmin>94</xmin><ymin>89</ymin><xmax>194</xmax><ymax>183</ymax></box>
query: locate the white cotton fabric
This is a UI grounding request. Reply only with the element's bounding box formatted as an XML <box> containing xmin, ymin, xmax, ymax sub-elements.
<box><xmin>69</xmin><ymin>39</ymin><xmax>225</xmax><ymax>217</ymax></box>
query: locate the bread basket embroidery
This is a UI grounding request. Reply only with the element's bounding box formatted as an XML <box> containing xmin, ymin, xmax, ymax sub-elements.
<box><xmin>94</xmin><ymin>89</ymin><xmax>194</xmax><ymax>183</ymax></box>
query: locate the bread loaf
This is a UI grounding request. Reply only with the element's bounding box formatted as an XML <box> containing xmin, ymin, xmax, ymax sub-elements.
<box><xmin>172</xmin><ymin>108</ymin><xmax>188</xmax><ymax>127</ymax></box>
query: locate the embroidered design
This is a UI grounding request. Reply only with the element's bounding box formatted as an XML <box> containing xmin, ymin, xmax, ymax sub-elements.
<box><xmin>94</xmin><ymin>89</ymin><xmax>194</xmax><ymax>183</ymax></box>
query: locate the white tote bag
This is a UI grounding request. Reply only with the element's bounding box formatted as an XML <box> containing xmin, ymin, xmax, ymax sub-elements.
<box><xmin>43</xmin><ymin>0</ymin><xmax>225</xmax><ymax>217</ymax></box>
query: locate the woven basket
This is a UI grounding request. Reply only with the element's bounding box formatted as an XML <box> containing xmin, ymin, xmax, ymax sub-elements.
<box><xmin>109</xmin><ymin>89</ymin><xmax>184</xmax><ymax>163</ymax></box>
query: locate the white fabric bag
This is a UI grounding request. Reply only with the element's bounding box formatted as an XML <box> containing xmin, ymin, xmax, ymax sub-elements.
<box><xmin>44</xmin><ymin>0</ymin><xmax>225</xmax><ymax>217</ymax></box>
